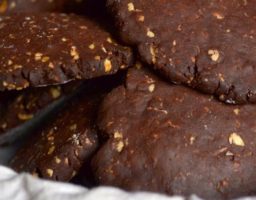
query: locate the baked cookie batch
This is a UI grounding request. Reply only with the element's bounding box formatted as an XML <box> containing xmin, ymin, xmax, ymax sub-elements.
<box><xmin>1</xmin><ymin>0</ymin><xmax>256</xmax><ymax>199</ymax></box>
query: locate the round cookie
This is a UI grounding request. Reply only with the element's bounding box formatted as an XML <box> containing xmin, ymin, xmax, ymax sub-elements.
<box><xmin>107</xmin><ymin>0</ymin><xmax>256</xmax><ymax>104</ymax></box>
<box><xmin>0</xmin><ymin>0</ymin><xmax>84</xmax><ymax>14</ymax></box>
<box><xmin>0</xmin><ymin>13</ymin><xmax>133</xmax><ymax>91</ymax></box>
<box><xmin>92</xmin><ymin>66</ymin><xmax>256</xmax><ymax>200</ymax></box>
<box><xmin>10</xmin><ymin>73</ymin><xmax>124</xmax><ymax>182</ymax></box>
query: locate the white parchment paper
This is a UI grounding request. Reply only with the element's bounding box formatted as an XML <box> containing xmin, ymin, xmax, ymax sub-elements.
<box><xmin>0</xmin><ymin>166</ymin><xmax>254</xmax><ymax>200</ymax></box>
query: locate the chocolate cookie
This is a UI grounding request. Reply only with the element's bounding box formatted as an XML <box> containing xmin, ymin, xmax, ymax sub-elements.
<box><xmin>92</xmin><ymin>66</ymin><xmax>256</xmax><ymax>199</ymax></box>
<box><xmin>10</xmin><ymin>73</ymin><xmax>124</xmax><ymax>182</ymax></box>
<box><xmin>0</xmin><ymin>85</ymin><xmax>67</xmax><ymax>135</ymax></box>
<box><xmin>107</xmin><ymin>0</ymin><xmax>256</xmax><ymax>104</ymax></box>
<box><xmin>0</xmin><ymin>0</ymin><xmax>84</xmax><ymax>14</ymax></box>
<box><xmin>0</xmin><ymin>13</ymin><xmax>133</xmax><ymax>91</ymax></box>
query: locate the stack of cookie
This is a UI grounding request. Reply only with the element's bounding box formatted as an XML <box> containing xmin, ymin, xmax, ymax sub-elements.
<box><xmin>1</xmin><ymin>0</ymin><xmax>256</xmax><ymax>199</ymax></box>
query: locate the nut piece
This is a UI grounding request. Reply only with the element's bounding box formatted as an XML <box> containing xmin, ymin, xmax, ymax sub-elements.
<box><xmin>70</xmin><ymin>46</ymin><xmax>80</xmax><ymax>60</ymax></box>
<box><xmin>148</xmin><ymin>84</ymin><xmax>155</xmax><ymax>92</ymax></box>
<box><xmin>147</xmin><ymin>29</ymin><xmax>155</xmax><ymax>38</ymax></box>
<box><xmin>233</xmin><ymin>109</ymin><xmax>240</xmax><ymax>115</ymax></box>
<box><xmin>229</xmin><ymin>133</ymin><xmax>245</xmax><ymax>147</ymax></box>
<box><xmin>150</xmin><ymin>45</ymin><xmax>157</xmax><ymax>64</ymax></box>
<box><xmin>104</xmin><ymin>59</ymin><xmax>112</xmax><ymax>72</ymax></box>
<box><xmin>50</xmin><ymin>87</ymin><xmax>61</xmax><ymax>99</ymax></box>
<box><xmin>208</xmin><ymin>49</ymin><xmax>220</xmax><ymax>62</ymax></box>
<box><xmin>212</xmin><ymin>12</ymin><xmax>224</xmax><ymax>19</ymax></box>
<box><xmin>116</xmin><ymin>141</ymin><xmax>124</xmax><ymax>152</ymax></box>
<box><xmin>18</xmin><ymin>113</ymin><xmax>34</xmax><ymax>121</ymax></box>
<box><xmin>46</xmin><ymin>169</ymin><xmax>54</xmax><ymax>177</ymax></box>
<box><xmin>127</xmin><ymin>2</ymin><xmax>135</xmax><ymax>11</ymax></box>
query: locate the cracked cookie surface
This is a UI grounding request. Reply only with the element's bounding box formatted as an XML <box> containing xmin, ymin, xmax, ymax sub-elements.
<box><xmin>92</xmin><ymin>66</ymin><xmax>256</xmax><ymax>200</ymax></box>
<box><xmin>0</xmin><ymin>13</ymin><xmax>133</xmax><ymax>91</ymax></box>
<box><xmin>107</xmin><ymin>0</ymin><xmax>256</xmax><ymax>104</ymax></box>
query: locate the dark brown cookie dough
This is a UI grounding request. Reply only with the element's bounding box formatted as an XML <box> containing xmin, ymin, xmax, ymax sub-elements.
<box><xmin>0</xmin><ymin>0</ymin><xmax>84</xmax><ymax>14</ymax></box>
<box><xmin>92</xmin><ymin>66</ymin><xmax>256</xmax><ymax>200</ymax></box>
<box><xmin>0</xmin><ymin>85</ymin><xmax>67</xmax><ymax>135</ymax></box>
<box><xmin>10</xmin><ymin>73</ymin><xmax>124</xmax><ymax>182</ymax></box>
<box><xmin>0</xmin><ymin>13</ymin><xmax>133</xmax><ymax>91</ymax></box>
<box><xmin>107</xmin><ymin>0</ymin><xmax>256</xmax><ymax>104</ymax></box>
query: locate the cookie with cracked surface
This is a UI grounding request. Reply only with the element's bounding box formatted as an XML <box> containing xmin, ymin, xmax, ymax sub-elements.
<box><xmin>0</xmin><ymin>0</ymin><xmax>84</xmax><ymax>14</ymax></box>
<box><xmin>92</xmin><ymin>67</ymin><xmax>256</xmax><ymax>199</ymax></box>
<box><xmin>10</xmin><ymin>73</ymin><xmax>124</xmax><ymax>182</ymax></box>
<box><xmin>0</xmin><ymin>13</ymin><xmax>133</xmax><ymax>91</ymax></box>
<box><xmin>0</xmin><ymin>84</ymin><xmax>72</xmax><ymax>135</ymax></box>
<box><xmin>107</xmin><ymin>0</ymin><xmax>256</xmax><ymax>104</ymax></box>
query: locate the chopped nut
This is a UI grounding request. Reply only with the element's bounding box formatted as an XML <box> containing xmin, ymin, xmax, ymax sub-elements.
<box><xmin>208</xmin><ymin>49</ymin><xmax>220</xmax><ymax>62</ymax></box>
<box><xmin>116</xmin><ymin>141</ymin><xmax>124</xmax><ymax>152</ymax></box>
<box><xmin>212</xmin><ymin>12</ymin><xmax>224</xmax><ymax>19</ymax></box>
<box><xmin>104</xmin><ymin>59</ymin><xmax>112</xmax><ymax>72</ymax></box>
<box><xmin>107</xmin><ymin>37</ymin><xmax>113</xmax><ymax>43</ymax></box>
<box><xmin>147</xmin><ymin>28</ymin><xmax>155</xmax><ymax>38</ymax></box>
<box><xmin>42</xmin><ymin>56</ymin><xmax>50</xmax><ymax>63</ymax></box>
<box><xmin>127</xmin><ymin>2</ymin><xmax>135</xmax><ymax>11</ymax></box>
<box><xmin>233</xmin><ymin>109</ymin><xmax>240</xmax><ymax>115</ymax></box>
<box><xmin>229</xmin><ymin>133</ymin><xmax>245</xmax><ymax>147</ymax></box>
<box><xmin>48</xmin><ymin>146</ymin><xmax>55</xmax><ymax>155</ymax></box>
<box><xmin>48</xmin><ymin>62</ymin><xmax>54</xmax><ymax>68</ymax></box>
<box><xmin>55</xmin><ymin>156</ymin><xmax>61</xmax><ymax>164</ymax></box>
<box><xmin>88</xmin><ymin>43</ymin><xmax>95</xmax><ymax>50</ymax></box>
<box><xmin>1</xmin><ymin>123</ymin><xmax>7</xmax><ymax>129</ymax></box>
<box><xmin>138</xmin><ymin>15</ymin><xmax>145</xmax><ymax>22</ymax></box>
<box><xmin>218</xmin><ymin>73</ymin><xmax>225</xmax><ymax>82</ymax></box>
<box><xmin>46</xmin><ymin>169</ymin><xmax>54</xmax><ymax>177</ymax></box>
<box><xmin>7</xmin><ymin>60</ymin><xmax>13</xmax><ymax>65</ymax></box>
<box><xmin>150</xmin><ymin>45</ymin><xmax>157</xmax><ymax>64</ymax></box>
<box><xmin>226</xmin><ymin>151</ymin><xmax>234</xmax><ymax>156</ymax></box>
<box><xmin>70</xmin><ymin>124</ymin><xmax>77</xmax><ymax>131</ymax></box>
<box><xmin>72</xmin><ymin>171</ymin><xmax>77</xmax><ymax>177</ymax></box>
<box><xmin>70</xmin><ymin>46</ymin><xmax>80</xmax><ymax>60</ymax></box>
<box><xmin>114</xmin><ymin>131</ymin><xmax>123</xmax><ymax>139</ymax></box>
<box><xmin>148</xmin><ymin>84</ymin><xmax>155</xmax><ymax>92</ymax></box>
<box><xmin>47</xmin><ymin>136</ymin><xmax>54</xmax><ymax>141</ymax></box>
<box><xmin>18</xmin><ymin>113</ymin><xmax>34</xmax><ymax>121</ymax></box>
<box><xmin>190</xmin><ymin>136</ymin><xmax>196</xmax><ymax>145</ymax></box>
<box><xmin>50</xmin><ymin>87</ymin><xmax>61</xmax><ymax>99</ymax></box>
<box><xmin>64</xmin><ymin>157</ymin><xmax>69</xmax><ymax>165</ymax></box>
<box><xmin>61</xmin><ymin>37</ymin><xmax>67</xmax><ymax>42</ymax></box>
<box><xmin>34</xmin><ymin>53</ymin><xmax>43</xmax><ymax>61</ymax></box>
<box><xmin>94</xmin><ymin>55</ymin><xmax>101</xmax><ymax>60</ymax></box>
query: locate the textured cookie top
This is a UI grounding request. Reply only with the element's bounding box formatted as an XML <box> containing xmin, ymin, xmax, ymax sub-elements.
<box><xmin>10</xmin><ymin>72</ymin><xmax>125</xmax><ymax>182</ymax></box>
<box><xmin>0</xmin><ymin>0</ymin><xmax>83</xmax><ymax>14</ymax></box>
<box><xmin>10</xmin><ymin>89</ymin><xmax>100</xmax><ymax>181</ymax></box>
<box><xmin>0</xmin><ymin>13</ymin><xmax>133</xmax><ymax>91</ymax></box>
<box><xmin>107</xmin><ymin>0</ymin><xmax>256</xmax><ymax>104</ymax></box>
<box><xmin>93</xmin><ymin>66</ymin><xmax>256</xmax><ymax>199</ymax></box>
